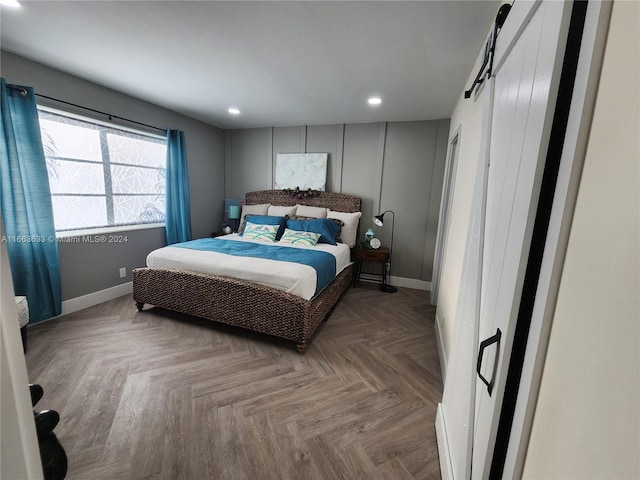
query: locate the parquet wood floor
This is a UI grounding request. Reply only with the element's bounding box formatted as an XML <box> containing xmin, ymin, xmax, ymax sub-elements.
<box><xmin>25</xmin><ymin>283</ymin><xmax>443</xmax><ymax>479</ymax></box>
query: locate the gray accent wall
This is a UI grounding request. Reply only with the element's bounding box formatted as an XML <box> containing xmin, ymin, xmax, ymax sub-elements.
<box><xmin>224</xmin><ymin>118</ymin><xmax>450</xmax><ymax>281</ymax></box>
<box><xmin>1</xmin><ymin>51</ymin><xmax>225</xmax><ymax>300</ymax></box>
<box><xmin>306</xmin><ymin>125</ymin><xmax>344</xmax><ymax>192</ymax></box>
<box><xmin>57</xmin><ymin>228</ymin><xmax>166</xmax><ymax>300</ymax></box>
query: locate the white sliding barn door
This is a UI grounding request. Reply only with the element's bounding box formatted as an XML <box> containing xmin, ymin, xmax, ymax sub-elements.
<box><xmin>471</xmin><ymin>1</ymin><xmax>574</xmax><ymax>478</ymax></box>
<box><xmin>437</xmin><ymin>1</ymin><xmax>577</xmax><ymax>478</ymax></box>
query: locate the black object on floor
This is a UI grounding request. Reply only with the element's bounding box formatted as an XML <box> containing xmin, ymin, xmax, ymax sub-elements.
<box><xmin>34</xmin><ymin>410</ymin><xmax>60</xmax><ymax>439</ymax></box>
<box><xmin>39</xmin><ymin>433</ymin><xmax>68</xmax><ymax>480</ymax></box>
<box><xmin>29</xmin><ymin>384</ymin><xmax>43</xmax><ymax>407</ymax></box>
<box><xmin>31</xmin><ymin>384</ymin><xmax>67</xmax><ymax>479</ymax></box>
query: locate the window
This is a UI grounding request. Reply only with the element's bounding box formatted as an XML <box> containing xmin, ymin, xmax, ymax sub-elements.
<box><xmin>38</xmin><ymin>108</ymin><xmax>166</xmax><ymax>233</ymax></box>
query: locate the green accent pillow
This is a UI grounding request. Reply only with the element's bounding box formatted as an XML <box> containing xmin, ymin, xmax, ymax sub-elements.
<box><xmin>238</xmin><ymin>214</ymin><xmax>287</xmax><ymax>239</ymax></box>
<box><xmin>242</xmin><ymin>222</ymin><xmax>278</xmax><ymax>242</ymax></box>
<box><xmin>279</xmin><ymin>228</ymin><xmax>321</xmax><ymax>247</ymax></box>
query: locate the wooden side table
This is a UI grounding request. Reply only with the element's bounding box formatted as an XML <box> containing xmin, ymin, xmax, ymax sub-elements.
<box><xmin>352</xmin><ymin>247</ymin><xmax>390</xmax><ymax>287</ymax></box>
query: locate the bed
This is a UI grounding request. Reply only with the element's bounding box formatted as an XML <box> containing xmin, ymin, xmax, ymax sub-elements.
<box><xmin>132</xmin><ymin>190</ymin><xmax>361</xmax><ymax>352</ymax></box>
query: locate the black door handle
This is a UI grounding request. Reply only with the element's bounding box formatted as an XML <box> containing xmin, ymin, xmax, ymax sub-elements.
<box><xmin>476</xmin><ymin>328</ymin><xmax>502</xmax><ymax>396</ymax></box>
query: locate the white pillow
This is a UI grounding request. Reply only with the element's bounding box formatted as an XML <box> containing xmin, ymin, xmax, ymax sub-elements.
<box><xmin>279</xmin><ymin>228</ymin><xmax>321</xmax><ymax>247</ymax></box>
<box><xmin>296</xmin><ymin>204</ymin><xmax>327</xmax><ymax>218</ymax></box>
<box><xmin>268</xmin><ymin>205</ymin><xmax>297</xmax><ymax>217</ymax></box>
<box><xmin>240</xmin><ymin>203</ymin><xmax>270</xmax><ymax>225</ymax></box>
<box><xmin>242</xmin><ymin>222</ymin><xmax>278</xmax><ymax>242</ymax></box>
<box><xmin>326</xmin><ymin>210</ymin><xmax>361</xmax><ymax>247</ymax></box>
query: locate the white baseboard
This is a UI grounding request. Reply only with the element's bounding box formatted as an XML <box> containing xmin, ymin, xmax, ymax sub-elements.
<box><xmin>57</xmin><ymin>275</ymin><xmax>428</xmax><ymax>318</ymax></box>
<box><xmin>358</xmin><ymin>274</ymin><xmax>431</xmax><ymax>291</ymax></box>
<box><xmin>435</xmin><ymin>312</ymin><xmax>448</xmax><ymax>384</ymax></box>
<box><xmin>60</xmin><ymin>281</ymin><xmax>133</xmax><ymax>316</ymax></box>
<box><xmin>436</xmin><ymin>404</ymin><xmax>453</xmax><ymax>480</ymax></box>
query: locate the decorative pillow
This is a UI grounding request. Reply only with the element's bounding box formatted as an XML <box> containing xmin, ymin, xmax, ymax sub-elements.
<box><xmin>286</xmin><ymin>218</ymin><xmax>341</xmax><ymax>245</ymax></box>
<box><xmin>329</xmin><ymin>218</ymin><xmax>345</xmax><ymax>243</ymax></box>
<box><xmin>326</xmin><ymin>210</ymin><xmax>362</xmax><ymax>247</ymax></box>
<box><xmin>240</xmin><ymin>203</ymin><xmax>270</xmax><ymax>226</ymax></box>
<box><xmin>268</xmin><ymin>205</ymin><xmax>297</xmax><ymax>217</ymax></box>
<box><xmin>239</xmin><ymin>215</ymin><xmax>287</xmax><ymax>239</ymax></box>
<box><xmin>295</xmin><ymin>204</ymin><xmax>327</xmax><ymax>218</ymax></box>
<box><xmin>237</xmin><ymin>215</ymin><xmax>250</xmax><ymax>234</ymax></box>
<box><xmin>289</xmin><ymin>215</ymin><xmax>344</xmax><ymax>241</ymax></box>
<box><xmin>289</xmin><ymin>216</ymin><xmax>345</xmax><ymax>243</ymax></box>
<box><xmin>279</xmin><ymin>228</ymin><xmax>321</xmax><ymax>247</ymax></box>
<box><xmin>242</xmin><ymin>222</ymin><xmax>278</xmax><ymax>242</ymax></box>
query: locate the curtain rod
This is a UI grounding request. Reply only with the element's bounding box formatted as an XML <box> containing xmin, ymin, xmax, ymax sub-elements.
<box><xmin>34</xmin><ymin>93</ymin><xmax>167</xmax><ymax>133</ymax></box>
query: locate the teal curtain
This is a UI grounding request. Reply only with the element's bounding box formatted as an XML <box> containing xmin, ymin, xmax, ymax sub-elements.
<box><xmin>0</xmin><ymin>79</ymin><xmax>62</xmax><ymax>323</ymax></box>
<box><xmin>165</xmin><ymin>129</ymin><xmax>192</xmax><ymax>244</ymax></box>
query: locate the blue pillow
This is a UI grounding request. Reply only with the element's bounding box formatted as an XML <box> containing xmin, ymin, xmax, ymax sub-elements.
<box><xmin>286</xmin><ymin>218</ymin><xmax>340</xmax><ymax>245</ymax></box>
<box><xmin>240</xmin><ymin>215</ymin><xmax>287</xmax><ymax>240</ymax></box>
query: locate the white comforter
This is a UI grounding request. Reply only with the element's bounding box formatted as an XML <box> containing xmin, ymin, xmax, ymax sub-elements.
<box><xmin>146</xmin><ymin>234</ymin><xmax>352</xmax><ymax>300</ymax></box>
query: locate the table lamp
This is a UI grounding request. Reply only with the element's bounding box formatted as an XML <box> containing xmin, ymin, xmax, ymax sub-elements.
<box><xmin>228</xmin><ymin>205</ymin><xmax>241</xmax><ymax>232</ymax></box>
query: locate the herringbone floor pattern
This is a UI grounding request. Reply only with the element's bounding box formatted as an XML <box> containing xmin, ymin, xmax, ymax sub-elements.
<box><xmin>25</xmin><ymin>283</ymin><xmax>443</xmax><ymax>480</ymax></box>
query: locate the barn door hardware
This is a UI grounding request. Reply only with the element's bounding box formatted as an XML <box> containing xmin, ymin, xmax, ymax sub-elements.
<box><xmin>464</xmin><ymin>3</ymin><xmax>512</xmax><ymax>99</ymax></box>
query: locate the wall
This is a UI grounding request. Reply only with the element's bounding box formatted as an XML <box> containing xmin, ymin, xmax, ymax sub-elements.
<box><xmin>1</xmin><ymin>51</ymin><xmax>225</xmax><ymax>302</ymax></box>
<box><xmin>522</xmin><ymin>1</ymin><xmax>640</xmax><ymax>477</ymax></box>
<box><xmin>434</xmin><ymin>39</ymin><xmax>489</xmax><ymax>361</ymax></box>
<box><xmin>224</xmin><ymin>119</ymin><xmax>450</xmax><ymax>283</ymax></box>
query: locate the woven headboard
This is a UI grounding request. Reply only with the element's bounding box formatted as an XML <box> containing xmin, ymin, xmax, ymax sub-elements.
<box><xmin>245</xmin><ymin>190</ymin><xmax>361</xmax><ymax>213</ymax></box>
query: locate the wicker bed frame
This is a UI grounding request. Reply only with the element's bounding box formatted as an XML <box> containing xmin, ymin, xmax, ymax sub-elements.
<box><xmin>132</xmin><ymin>190</ymin><xmax>361</xmax><ymax>353</ymax></box>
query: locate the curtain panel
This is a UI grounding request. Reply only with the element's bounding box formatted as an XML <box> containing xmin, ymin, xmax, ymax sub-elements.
<box><xmin>164</xmin><ymin>129</ymin><xmax>192</xmax><ymax>245</ymax></box>
<box><xmin>0</xmin><ymin>79</ymin><xmax>62</xmax><ymax>323</ymax></box>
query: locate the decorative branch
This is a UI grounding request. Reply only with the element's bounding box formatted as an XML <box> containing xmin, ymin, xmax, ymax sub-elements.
<box><xmin>282</xmin><ymin>187</ymin><xmax>321</xmax><ymax>199</ymax></box>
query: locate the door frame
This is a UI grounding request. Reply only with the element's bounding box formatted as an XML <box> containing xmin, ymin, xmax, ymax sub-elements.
<box><xmin>431</xmin><ymin>126</ymin><xmax>461</xmax><ymax>305</ymax></box>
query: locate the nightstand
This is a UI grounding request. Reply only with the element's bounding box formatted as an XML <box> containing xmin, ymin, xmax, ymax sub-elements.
<box><xmin>352</xmin><ymin>247</ymin><xmax>389</xmax><ymax>287</ymax></box>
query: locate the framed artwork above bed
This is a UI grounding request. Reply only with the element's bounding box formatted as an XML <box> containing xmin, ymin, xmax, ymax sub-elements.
<box><xmin>274</xmin><ymin>153</ymin><xmax>328</xmax><ymax>191</ymax></box>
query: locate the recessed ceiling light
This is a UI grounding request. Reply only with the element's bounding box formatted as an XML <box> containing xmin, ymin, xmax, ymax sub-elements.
<box><xmin>0</xmin><ymin>0</ymin><xmax>21</xmax><ymax>7</ymax></box>
<box><xmin>368</xmin><ymin>97</ymin><xmax>382</xmax><ymax>106</ymax></box>
<box><xmin>228</xmin><ymin>108</ymin><xmax>240</xmax><ymax>115</ymax></box>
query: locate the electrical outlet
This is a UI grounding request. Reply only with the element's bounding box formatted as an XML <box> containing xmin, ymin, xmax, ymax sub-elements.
<box><xmin>119</xmin><ymin>267</ymin><xmax>126</xmax><ymax>278</ymax></box>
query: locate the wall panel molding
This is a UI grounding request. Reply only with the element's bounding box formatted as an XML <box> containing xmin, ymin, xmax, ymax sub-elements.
<box><xmin>373</xmin><ymin>122</ymin><xmax>387</xmax><ymax>216</ymax></box>
<box><xmin>228</xmin><ymin>119</ymin><xmax>448</xmax><ymax>281</ymax></box>
<box><xmin>224</xmin><ymin>130</ymin><xmax>233</xmax><ymax>197</ymax></box>
<box><xmin>301</xmin><ymin>126</ymin><xmax>307</xmax><ymax>152</ymax></box>
<box><xmin>335</xmin><ymin>124</ymin><xmax>345</xmax><ymax>193</ymax></box>
<box><xmin>267</xmin><ymin>127</ymin><xmax>274</xmax><ymax>188</ymax></box>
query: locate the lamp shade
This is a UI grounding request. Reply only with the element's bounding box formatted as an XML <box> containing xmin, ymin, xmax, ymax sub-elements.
<box><xmin>373</xmin><ymin>214</ymin><xmax>384</xmax><ymax>226</ymax></box>
<box><xmin>228</xmin><ymin>205</ymin><xmax>241</xmax><ymax>219</ymax></box>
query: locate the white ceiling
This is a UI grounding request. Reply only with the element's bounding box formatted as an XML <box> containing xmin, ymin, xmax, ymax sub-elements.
<box><xmin>1</xmin><ymin>1</ymin><xmax>499</xmax><ymax>129</ymax></box>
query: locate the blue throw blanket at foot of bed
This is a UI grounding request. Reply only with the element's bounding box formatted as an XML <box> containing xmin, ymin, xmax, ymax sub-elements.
<box><xmin>173</xmin><ymin>238</ymin><xmax>336</xmax><ymax>295</ymax></box>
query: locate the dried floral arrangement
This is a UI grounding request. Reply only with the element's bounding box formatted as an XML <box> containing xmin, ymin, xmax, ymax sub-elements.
<box><xmin>282</xmin><ymin>187</ymin><xmax>322</xmax><ymax>199</ymax></box>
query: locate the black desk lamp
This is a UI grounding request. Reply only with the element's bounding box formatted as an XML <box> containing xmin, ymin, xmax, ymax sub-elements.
<box><xmin>373</xmin><ymin>210</ymin><xmax>397</xmax><ymax>293</ymax></box>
